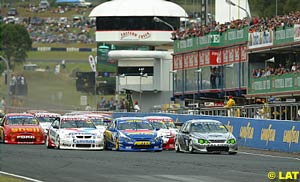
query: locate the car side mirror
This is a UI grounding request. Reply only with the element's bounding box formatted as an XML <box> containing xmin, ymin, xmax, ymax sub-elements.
<box><xmin>182</xmin><ymin>131</ymin><xmax>189</xmax><ymax>134</ymax></box>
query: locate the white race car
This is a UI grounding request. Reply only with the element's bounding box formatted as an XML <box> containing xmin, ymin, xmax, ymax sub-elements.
<box><xmin>144</xmin><ymin>116</ymin><xmax>176</xmax><ymax>150</ymax></box>
<box><xmin>46</xmin><ymin>115</ymin><xmax>104</xmax><ymax>150</ymax></box>
<box><xmin>34</xmin><ymin>112</ymin><xmax>61</xmax><ymax>135</ymax></box>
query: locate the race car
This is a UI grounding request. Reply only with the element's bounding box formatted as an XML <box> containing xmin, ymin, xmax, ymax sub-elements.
<box><xmin>175</xmin><ymin>119</ymin><xmax>238</xmax><ymax>154</ymax></box>
<box><xmin>0</xmin><ymin>113</ymin><xmax>45</xmax><ymax>144</ymax></box>
<box><xmin>144</xmin><ymin>116</ymin><xmax>176</xmax><ymax>150</ymax></box>
<box><xmin>46</xmin><ymin>115</ymin><xmax>104</xmax><ymax>150</ymax></box>
<box><xmin>34</xmin><ymin>112</ymin><xmax>61</xmax><ymax>134</ymax></box>
<box><xmin>104</xmin><ymin>117</ymin><xmax>163</xmax><ymax>152</ymax></box>
<box><xmin>149</xmin><ymin>116</ymin><xmax>179</xmax><ymax>134</ymax></box>
<box><xmin>79</xmin><ymin>113</ymin><xmax>108</xmax><ymax>134</ymax></box>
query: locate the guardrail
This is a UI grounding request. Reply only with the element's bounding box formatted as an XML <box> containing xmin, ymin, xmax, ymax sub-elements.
<box><xmin>31</xmin><ymin>47</ymin><xmax>97</xmax><ymax>52</ymax></box>
<box><xmin>112</xmin><ymin>112</ymin><xmax>300</xmax><ymax>153</ymax></box>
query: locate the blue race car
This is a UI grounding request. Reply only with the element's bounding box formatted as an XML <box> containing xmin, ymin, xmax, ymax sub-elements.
<box><xmin>104</xmin><ymin>117</ymin><xmax>163</xmax><ymax>151</ymax></box>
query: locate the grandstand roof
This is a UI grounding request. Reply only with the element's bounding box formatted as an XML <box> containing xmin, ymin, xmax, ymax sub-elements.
<box><xmin>89</xmin><ymin>0</ymin><xmax>188</xmax><ymax>17</ymax></box>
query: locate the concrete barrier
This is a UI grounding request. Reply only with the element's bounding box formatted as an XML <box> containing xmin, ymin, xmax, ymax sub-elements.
<box><xmin>112</xmin><ymin>112</ymin><xmax>300</xmax><ymax>153</ymax></box>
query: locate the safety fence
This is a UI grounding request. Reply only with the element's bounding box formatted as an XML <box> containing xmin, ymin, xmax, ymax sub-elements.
<box><xmin>113</xmin><ymin>112</ymin><xmax>300</xmax><ymax>153</ymax></box>
<box><xmin>32</xmin><ymin>47</ymin><xmax>96</xmax><ymax>52</ymax></box>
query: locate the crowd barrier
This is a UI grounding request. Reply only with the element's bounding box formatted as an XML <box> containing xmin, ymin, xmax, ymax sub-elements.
<box><xmin>32</xmin><ymin>47</ymin><xmax>96</xmax><ymax>52</ymax></box>
<box><xmin>113</xmin><ymin>112</ymin><xmax>300</xmax><ymax>153</ymax></box>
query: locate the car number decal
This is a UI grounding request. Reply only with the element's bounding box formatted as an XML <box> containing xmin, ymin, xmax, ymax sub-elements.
<box><xmin>134</xmin><ymin>141</ymin><xmax>150</xmax><ymax>145</ymax></box>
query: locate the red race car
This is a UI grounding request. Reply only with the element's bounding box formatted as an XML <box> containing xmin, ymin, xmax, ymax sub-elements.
<box><xmin>0</xmin><ymin>113</ymin><xmax>45</xmax><ymax>144</ymax></box>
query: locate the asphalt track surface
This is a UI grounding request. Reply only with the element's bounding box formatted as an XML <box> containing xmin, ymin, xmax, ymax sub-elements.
<box><xmin>0</xmin><ymin>144</ymin><xmax>299</xmax><ymax>182</ymax></box>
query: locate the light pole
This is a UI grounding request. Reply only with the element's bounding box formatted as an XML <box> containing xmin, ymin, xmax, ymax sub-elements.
<box><xmin>138</xmin><ymin>68</ymin><xmax>147</xmax><ymax>109</ymax></box>
<box><xmin>153</xmin><ymin>17</ymin><xmax>175</xmax><ymax>31</ymax></box>
<box><xmin>225</xmin><ymin>0</ymin><xmax>250</xmax><ymax>20</ymax></box>
<box><xmin>0</xmin><ymin>56</ymin><xmax>10</xmax><ymax>108</ymax></box>
<box><xmin>169</xmin><ymin>70</ymin><xmax>177</xmax><ymax>108</ymax></box>
<box><xmin>195</xmin><ymin>68</ymin><xmax>202</xmax><ymax>97</ymax></box>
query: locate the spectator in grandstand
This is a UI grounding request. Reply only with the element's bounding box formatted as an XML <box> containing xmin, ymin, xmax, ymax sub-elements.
<box><xmin>291</xmin><ymin>62</ymin><xmax>297</xmax><ymax>72</ymax></box>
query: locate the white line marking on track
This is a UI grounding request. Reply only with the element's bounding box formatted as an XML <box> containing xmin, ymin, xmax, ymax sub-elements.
<box><xmin>0</xmin><ymin>171</ymin><xmax>44</xmax><ymax>182</ymax></box>
<box><xmin>239</xmin><ymin>151</ymin><xmax>300</xmax><ymax>161</ymax></box>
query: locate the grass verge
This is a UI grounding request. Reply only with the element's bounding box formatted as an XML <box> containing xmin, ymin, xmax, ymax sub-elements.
<box><xmin>0</xmin><ymin>174</ymin><xmax>29</xmax><ymax>182</ymax></box>
<box><xmin>27</xmin><ymin>51</ymin><xmax>96</xmax><ymax>61</ymax></box>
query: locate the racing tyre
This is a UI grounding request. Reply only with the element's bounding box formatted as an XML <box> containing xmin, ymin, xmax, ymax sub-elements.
<box><xmin>115</xmin><ymin>138</ymin><xmax>119</xmax><ymax>151</ymax></box>
<box><xmin>228</xmin><ymin>151</ymin><xmax>237</xmax><ymax>155</ymax></box>
<box><xmin>175</xmin><ymin>140</ymin><xmax>181</xmax><ymax>153</ymax></box>
<box><xmin>55</xmin><ymin>136</ymin><xmax>61</xmax><ymax>149</ymax></box>
<box><xmin>188</xmin><ymin>140</ymin><xmax>194</xmax><ymax>154</ymax></box>
<box><xmin>104</xmin><ymin>140</ymin><xmax>108</xmax><ymax>150</ymax></box>
<box><xmin>0</xmin><ymin>132</ymin><xmax>5</xmax><ymax>143</ymax></box>
<box><xmin>46</xmin><ymin>136</ymin><xmax>54</xmax><ymax>149</ymax></box>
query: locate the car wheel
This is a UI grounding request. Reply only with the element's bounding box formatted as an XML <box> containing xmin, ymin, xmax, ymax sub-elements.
<box><xmin>175</xmin><ymin>140</ymin><xmax>181</xmax><ymax>153</ymax></box>
<box><xmin>55</xmin><ymin>136</ymin><xmax>61</xmax><ymax>149</ymax></box>
<box><xmin>115</xmin><ymin>138</ymin><xmax>119</xmax><ymax>151</ymax></box>
<box><xmin>188</xmin><ymin>140</ymin><xmax>194</xmax><ymax>153</ymax></box>
<box><xmin>228</xmin><ymin>151</ymin><xmax>237</xmax><ymax>155</ymax></box>
<box><xmin>46</xmin><ymin>136</ymin><xmax>54</xmax><ymax>149</ymax></box>
<box><xmin>0</xmin><ymin>132</ymin><xmax>5</xmax><ymax>143</ymax></box>
<box><xmin>104</xmin><ymin>140</ymin><xmax>108</xmax><ymax>150</ymax></box>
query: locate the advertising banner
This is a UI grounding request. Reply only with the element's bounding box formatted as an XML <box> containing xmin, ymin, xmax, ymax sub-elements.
<box><xmin>248</xmin><ymin>30</ymin><xmax>273</xmax><ymax>49</ymax></box>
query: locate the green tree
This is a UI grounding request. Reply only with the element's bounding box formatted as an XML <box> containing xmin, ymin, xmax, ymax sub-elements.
<box><xmin>0</xmin><ymin>24</ymin><xmax>32</xmax><ymax>68</ymax></box>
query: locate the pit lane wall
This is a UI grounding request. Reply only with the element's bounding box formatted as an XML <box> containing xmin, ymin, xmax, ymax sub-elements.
<box><xmin>113</xmin><ymin>112</ymin><xmax>300</xmax><ymax>153</ymax></box>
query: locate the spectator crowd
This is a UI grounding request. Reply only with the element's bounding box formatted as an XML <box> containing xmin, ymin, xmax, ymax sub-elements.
<box><xmin>3</xmin><ymin>5</ymin><xmax>96</xmax><ymax>44</ymax></box>
<box><xmin>171</xmin><ymin>11</ymin><xmax>300</xmax><ymax>40</ymax></box>
<box><xmin>252</xmin><ymin>62</ymin><xmax>300</xmax><ymax>78</ymax></box>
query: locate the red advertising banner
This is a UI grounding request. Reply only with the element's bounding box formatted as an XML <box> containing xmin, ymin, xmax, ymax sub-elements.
<box><xmin>184</xmin><ymin>54</ymin><xmax>189</xmax><ymax>68</ymax></box>
<box><xmin>173</xmin><ymin>55</ymin><xmax>183</xmax><ymax>70</ymax></box>
<box><xmin>193</xmin><ymin>52</ymin><xmax>198</xmax><ymax>67</ymax></box>
<box><xmin>188</xmin><ymin>54</ymin><xmax>193</xmax><ymax>67</ymax></box>
<box><xmin>178</xmin><ymin>56</ymin><xmax>183</xmax><ymax>69</ymax></box>
<box><xmin>223</xmin><ymin>49</ymin><xmax>228</xmax><ymax>63</ymax></box>
<box><xmin>210</xmin><ymin>50</ymin><xmax>222</xmax><ymax>65</ymax></box>
<box><xmin>204</xmin><ymin>51</ymin><xmax>210</xmax><ymax>65</ymax></box>
<box><xmin>241</xmin><ymin>45</ymin><xmax>247</xmax><ymax>61</ymax></box>
<box><xmin>199</xmin><ymin>51</ymin><xmax>204</xmax><ymax>66</ymax></box>
<box><xmin>235</xmin><ymin>46</ymin><xmax>240</xmax><ymax>62</ymax></box>
<box><xmin>228</xmin><ymin>48</ymin><xmax>234</xmax><ymax>62</ymax></box>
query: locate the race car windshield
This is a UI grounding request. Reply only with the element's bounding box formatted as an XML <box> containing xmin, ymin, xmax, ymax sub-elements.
<box><xmin>164</xmin><ymin>122</ymin><xmax>176</xmax><ymax>128</ymax></box>
<box><xmin>61</xmin><ymin>120</ymin><xmax>96</xmax><ymax>129</ymax></box>
<box><xmin>191</xmin><ymin>123</ymin><xmax>228</xmax><ymax>133</ymax></box>
<box><xmin>37</xmin><ymin>116</ymin><xmax>56</xmax><ymax>123</ymax></box>
<box><xmin>7</xmin><ymin>117</ymin><xmax>38</xmax><ymax>125</ymax></box>
<box><xmin>118</xmin><ymin>121</ymin><xmax>154</xmax><ymax>130</ymax></box>
<box><xmin>91</xmin><ymin>119</ymin><xmax>104</xmax><ymax>125</ymax></box>
<box><xmin>151</xmin><ymin>121</ymin><xmax>168</xmax><ymax>129</ymax></box>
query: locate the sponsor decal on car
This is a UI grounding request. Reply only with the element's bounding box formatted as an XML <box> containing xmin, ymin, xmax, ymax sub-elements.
<box><xmin>73</xmin><ymin>139</ymin><xmax>96</xmax><ymax>144</ymax></box>
<box><xmin>16</xmin><ymin>136</ymin><xmax>35</xmax><ymax>139</ymax></box>
<box><xmin>11</xmin><ymin>128</ymin><xmax>41</xmax><ymax>133</ymax></box>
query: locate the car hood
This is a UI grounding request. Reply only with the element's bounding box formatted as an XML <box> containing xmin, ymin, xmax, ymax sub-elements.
<box><xmin>96</xmin><ymin>125</ymin><xmax>106</xmax><ymax>134</ymax></box>
<box><xmin>40</xmin><ymin>122</ymin><xmax>51</xmax><ymax>130</ymax></box>
<box><xmin>121</xmin><ymin>129</ymin><xmax>156</xmax><ymax>139</ymax></box>
<box><xmin>191</xmin><ymin>132</ymin><xmax>235</xmax><ymax>140</ymax></box>
<box><xmin>156</xmin><ymin>129</ymin><xmax>171</xmax><ymax>137</ymax></box>
<box><xmin>5</xmin><ymin>125</ymin><xmax>43</xmax><ymax>133</ymax></box>
<box><xmin>59</xmin><ymin>128</ymin><xmax>99</xmax><ymax>136</ymax></box>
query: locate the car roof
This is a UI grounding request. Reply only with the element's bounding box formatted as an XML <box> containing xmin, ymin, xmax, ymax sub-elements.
<box><xmin>144</xmin><ymin>116</ymin><xmax>174</xmax><ymax>121</ymax></box>
<box><xmin>144</xmin><ymin>116</ymin><xmax>173</xmax><ymax>119</ymax></box>
<box><xmin>115</xmin><ymin>117</ymin><xmax>145</xmax><ymax>121</ymax></box>
<box><xmin>34</xmin><ymin>112</ymin><xmax>60</xmax><ymax>117</ymax></box>
<box><xmin>5</xmin><ymin>113</ymin><xmax>34</xmax><ymax>117</ymax></box>
<box><xmin>60</xmin><ymin>115</ymin><xmax>89</xmax><ymax>120</ymax></box>
<box><xmin>186</xmin><ymin>119</ymin><xmax>222</xmax><ymax>124</ymax></box>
